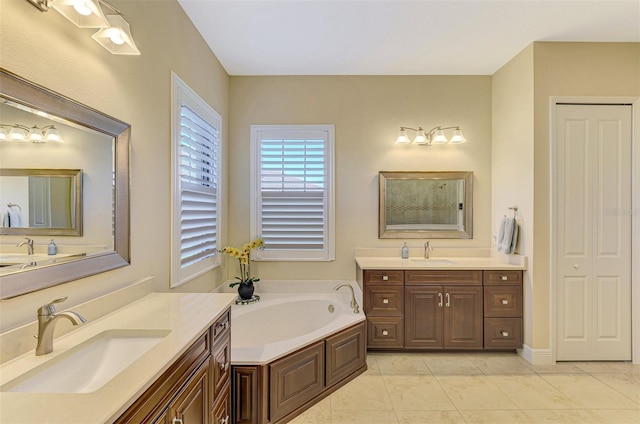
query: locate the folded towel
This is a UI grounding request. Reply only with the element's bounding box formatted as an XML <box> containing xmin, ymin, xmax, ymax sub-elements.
<box><xmin>3</xmin><ymin>206</ymin><xmax>23</xmax><ymax>228</ymax></box>
<box><xmin>497</xmin><ymin>216</ymin><xmax>518</xmax><ymax>254</ymax></box>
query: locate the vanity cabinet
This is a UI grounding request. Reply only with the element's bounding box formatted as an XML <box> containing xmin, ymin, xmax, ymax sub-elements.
<box><xmin>362</xmin><ymin>269</ymin><xmax>523</xmax><ymax>351</ymax></box>
<box><xmin>116</xmin><ymin>308</ymin><xmax>232</xmax><ymax>424</ymax></box>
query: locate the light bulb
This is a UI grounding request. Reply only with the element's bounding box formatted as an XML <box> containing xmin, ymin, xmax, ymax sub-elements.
<box><xmin>106</xmin><ymin>28</ymin><xmax>125</xmax><ymax>45</ymax></box>
<box><xmin>72</xmin><ymin>0</ymin><xmax>93</xmax><ymax>16</ymax></box>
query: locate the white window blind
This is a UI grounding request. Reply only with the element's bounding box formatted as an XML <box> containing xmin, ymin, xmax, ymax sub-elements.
<box><xmin>171</xmin><ymin>73</ymin><xmax>222</xmax><ymax>287</ymax></box>
<box><xmin>251</xmin><ymin>125</ymin><xmax>334</xmax><ymax>261</ymax></box>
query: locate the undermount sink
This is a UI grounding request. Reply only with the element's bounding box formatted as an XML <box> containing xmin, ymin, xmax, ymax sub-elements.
<box><xmin>409</xmin><ymin>258</ymin><xmax>456</xmax><ymax>266</ymax></box>
<box><xmin>1</xmin><ymin>329</ymin><xmax>170</xmax><ymax>394</ymax></box>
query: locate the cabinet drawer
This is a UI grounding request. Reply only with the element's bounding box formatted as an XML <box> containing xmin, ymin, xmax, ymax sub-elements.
<box><xmin>363</xmin><ymin>270</ymin><xmax>404</xmax><ymax>285</ymax></box>
<box><xmin>406</xmin><ymin>270</ymin><xmax>482</xmax><ymax>285</ymax></box>
<box><xmin>212</xmin><ymin>308</ymin><xmax>231</xmax><ymax>339</ymax></box>
<box><xmin>484</xmin><ymin>318</ymin><xmax>522</xmax><ymax>349</ymax></box>
<box><xmin>364</xmin><ymin>285</ymin><xmax>404</xmax><ymax>316</ymax></box>
<box><xmin>484</xmin><ymin>285</ymin><xmax>522</xmax><ymax>317</ymax></box>
<box><xmin>484</xmin><ymin>270</ymin><xmax>523</xmax><ymax>285</ymax></box>
<box><xmin>366</xmin><ymin>316</ymin><xmax>404</xmax><ymax>349</ymax></box>
<box><xmin>211</xmin><ymin>333</ymin><xmax>231</xmax><ymax>402</ymax></box>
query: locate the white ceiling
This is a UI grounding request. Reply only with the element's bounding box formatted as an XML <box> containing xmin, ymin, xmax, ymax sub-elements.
<box><xmin>177</xmin><ymin>0</ymin><xmax>640</xmax><ymax>76</ymax></box>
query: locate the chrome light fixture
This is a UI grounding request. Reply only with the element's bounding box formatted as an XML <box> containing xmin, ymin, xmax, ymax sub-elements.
<box><xmin>24</xmin><ymin>0</ymin><xmax>140</xmax><ymax>55</ymax></box>
<box><xmin>395</xmin><ymin>126</ymin><xmax>467</xmax><ymax>146</ymax></box>
<box><xmin>0</xmin><ymin>124</ymin><xmax>65</xmax><ymax>143</ymax></box>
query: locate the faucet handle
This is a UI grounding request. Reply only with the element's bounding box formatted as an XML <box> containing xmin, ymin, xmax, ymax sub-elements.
<box><xmin>37</xmin><ymin>297</ymin><xmax>68</xmax><ymax>316</ymax></box>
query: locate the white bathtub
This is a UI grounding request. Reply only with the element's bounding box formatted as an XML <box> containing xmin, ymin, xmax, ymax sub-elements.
<box><xmin>231</xmin><ymin>292</ymin><xmax>365</xmax><ymax>365</ymax></box>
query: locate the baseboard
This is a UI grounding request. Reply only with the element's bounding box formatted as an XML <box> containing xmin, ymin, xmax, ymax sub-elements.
<box><xmin>518</xmin><ymin>344</ymin><xmax>554</xmax><ymax>365</ymax></box>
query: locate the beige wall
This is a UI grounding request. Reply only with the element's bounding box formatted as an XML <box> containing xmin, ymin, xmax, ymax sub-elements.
<box><xmin>492</xmin><ymin>42</ymin><xmax>640</xmax><ymax>355</ymax></box>
<box><xmin>491</xmin><ymin>44</ymin><xmax>534</xmax><ymax>347</ymax></box>
<box><xmin>0</xmin><ymin>0</ymin><xmax>230</xmax><ymax>331</ymax></box>
<box><xmin>229</xmin><ymin>76</ymin><xmax>492</xmax><ymax>281</ymax></box>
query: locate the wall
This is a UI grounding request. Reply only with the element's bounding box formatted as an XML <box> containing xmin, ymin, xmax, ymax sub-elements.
<box><xmin>229</xmin><ymin>76</ymin><xmax>492</xmax><ymax>281</ymax></box>
<box><xmin>491</xmin><ymin>44</ymin><xmax>534</xmax><ymax>347</ymax></box>
<box><xmin>0</xmin><ymin>0</ymin><xmax>230</xmax><ymax>332</ymax></box>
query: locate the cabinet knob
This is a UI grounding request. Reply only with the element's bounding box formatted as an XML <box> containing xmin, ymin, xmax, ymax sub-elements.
<box><xmin>501</xmin><ymin>299</ymin><xmax>509</xmax><ymax>305</ymax></box>
<box><xmin>501</xmin><ymin>275</ymin><xmax>508</xmax><ymax>281</ymax></box>
<box><xmin>382</xmin><ymin>298</ymin><xmax>389</xmax><ymax>304</ymax></box>
<box><xmin>172</xmin><ymin>419</ymin><xmax>183</xmax><ymax>424</ymax></box>
<box><xmin>220</xmin><ymin>361</ymin><xmax>230</xmax><ymax>372</ymax></box>
<box><xmin>382</xmin><ymin>330</ymin><xmax>389</xmax><ymax>336</ymax></box>
<box><xmin>501</xmin><ymin>331</ymin><xmax>509</xmax><ymax>337</ymax></box>
<box><xmin>220</xmin><ymin>416</ymin><xmax>230</xmax><ymax>424</ymax></box>
<box><xmin>382</xmin><ymin>275</ymin><xmax>389</xmax><ymax>281</ymax></box>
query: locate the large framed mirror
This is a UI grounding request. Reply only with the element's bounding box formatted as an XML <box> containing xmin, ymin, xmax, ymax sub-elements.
<box><xmin>0</xmin><ymin>69</ymin><xmax>130</xmax><ymax>299</ymax></box>
<box><xmin>379</xmin><ymin>171</ymin><xmax>473</xmax><ymax>239</ymax></box>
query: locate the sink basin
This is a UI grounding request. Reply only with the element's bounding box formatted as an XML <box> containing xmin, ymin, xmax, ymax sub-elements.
<box><xmin>1</xmin><ymin>329</ymin><xmax>170</xmax><ymax>393</ymax></box>
<box><xmin>409</xmin><ymin>258</ymin><xmax>456</xmax><ymax>266</ymax></box>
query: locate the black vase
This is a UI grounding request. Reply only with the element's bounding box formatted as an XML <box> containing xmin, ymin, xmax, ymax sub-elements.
<box><xmin>237</xmin><ymin>282</ymin><xmax>255</xmax><ymax>300</ymax></box>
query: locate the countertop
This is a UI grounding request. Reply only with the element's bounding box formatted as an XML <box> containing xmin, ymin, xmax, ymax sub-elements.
<box><xmin>0</xmin><ymin>292</ymin><xmax>236</xmax><ymax>424</ymax></box>
<box><xmin>355</xmin><ymin>256</ymin><xmax>526</xmax><ymax>270</ymax></box>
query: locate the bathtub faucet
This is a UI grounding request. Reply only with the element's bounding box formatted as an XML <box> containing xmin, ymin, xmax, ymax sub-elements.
<box><xmin>334</xmin><ymin>284</ymin><xmax>360</xmax><ymax>314</ymax></box>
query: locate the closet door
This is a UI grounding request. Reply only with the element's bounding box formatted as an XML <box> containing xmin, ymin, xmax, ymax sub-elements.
<box><xmin>555</xmin><ymin>104</ymin><xmax>632</xmax><ymax>360</ymax></box>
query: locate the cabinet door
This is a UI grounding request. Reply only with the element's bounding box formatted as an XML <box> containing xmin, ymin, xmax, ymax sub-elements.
<box><xmin>210</xmin><ymin>380</ymin><xmax>231</xmax><ymax>424</ymax></box>
<box><xmin>168</xmin><ymin>362</ymin><xmax>209</xmax><ymax>424</ymax></box>
<box><xmin>444</xmin><ymin>286</ymin><xmax>483</xmax><ymax>349</ymax></box>
<box><xmin>405</xmin><ymin>286</ymin><xmax>443</xmax><ymax>349</ymax></box>
<box><xmin>325</xmin><ymin>323</ymin><xmax>366</xmax><ymax>388</ymax></box>
<box><xmin>211</xmin><ymin>333</ymin><xmax>231</xmax><ymax>402</ymax></box>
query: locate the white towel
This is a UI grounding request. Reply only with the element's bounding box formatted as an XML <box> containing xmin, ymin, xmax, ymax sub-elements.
<box><xmin>497</xmin><ymin>216</ymin><xmax>518</xmax><ymax>254</ymax></box>
<box><xmin>3</xmin><ymin>206</ymin><xmax>23</xmax><ymax>227</ymax></box>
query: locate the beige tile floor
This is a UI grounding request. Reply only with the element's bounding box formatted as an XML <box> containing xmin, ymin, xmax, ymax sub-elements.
<box><xmin>290</xmin><ymin>352</ymin><xmax>640</xmax><ymax>424</ymax></box>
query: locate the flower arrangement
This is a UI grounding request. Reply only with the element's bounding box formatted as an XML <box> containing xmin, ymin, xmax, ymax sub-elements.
<box><xmin>219</xmin><ymin>238</ymin><xmax>265</xmax><ymax>288</ymax></box>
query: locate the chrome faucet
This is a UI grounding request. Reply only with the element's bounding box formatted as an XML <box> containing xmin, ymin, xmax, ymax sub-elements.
<box><xmin>334</xmin><ymin>284</ymin><xmax>360</xmax><ymax>314</ymax></box>
<box><xmin>424</xmin><ymin>241</ymin><xmax>433</xmax><ymax>259</ymax></box>
<box><xmin>18</xmin><ymin>237</ymin><xmax>34</xmax><ymax>255</ymax></box>
<box><xmin>35</xmin><ymin>297</ymin><xmax>86</xmax><ymax>356</ymax></box>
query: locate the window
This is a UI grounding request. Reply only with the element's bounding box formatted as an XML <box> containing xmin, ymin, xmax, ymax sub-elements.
<box><xmin>171</xmin><ymin>73</ymin><xmax>221</xmax><ymax>287</ymax></box>
<box><xmin>250</xmin><ymin>125</ymin><xmax>335</xmax><ymax>261</ymax></box>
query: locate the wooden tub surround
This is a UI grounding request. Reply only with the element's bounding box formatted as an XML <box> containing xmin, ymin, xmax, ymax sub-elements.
<box><xmin>232</xmin><ymin>321</ymin><xmax>367</xmax><ymax>424</ymax></box>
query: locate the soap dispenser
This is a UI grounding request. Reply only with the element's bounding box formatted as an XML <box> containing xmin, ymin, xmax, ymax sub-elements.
<box><xmin>401</xmin><ymin>242</ymin><xmax>409</xmax><ymax>259</ymax></box>
<box><xmin>48</xmin><ymin>239</ymin><xmax>57</xmax><ymax>255</ymax></box>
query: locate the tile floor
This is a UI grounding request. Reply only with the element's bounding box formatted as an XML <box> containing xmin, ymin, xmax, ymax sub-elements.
<box><xmin>290</xmin><ymin>352</ymin><xmax>640</xmax><ymax>424</ymax></box>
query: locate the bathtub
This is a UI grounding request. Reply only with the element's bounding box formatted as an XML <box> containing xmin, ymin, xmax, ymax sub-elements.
<box><xmin>231</xmin><ymin>291</ymin><xmax>365</xmax><ymax>365</ymax></box>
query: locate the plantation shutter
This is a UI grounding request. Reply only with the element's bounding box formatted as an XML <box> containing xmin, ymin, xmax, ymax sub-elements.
<box><xmin>179</xmin><ymin>105</ymin><xmax>219</xmax><ymax>267</ymax></box>
<box><xmin>251</xmin><ymin>126</ymin><xmax>335</xmax><ymax>261</ymax></box>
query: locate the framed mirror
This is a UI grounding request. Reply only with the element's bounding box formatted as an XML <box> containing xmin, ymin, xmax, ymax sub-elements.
<box><xmin>379</xmin><ymin>171</ymin><xmax>473</xmax><ymax>239</ymax></box>
<box><xmin>1</xmin><ymin>169</ymin><xmax>82</xmax><ymax>236</ymax></box>
<box><xmin>0</xmin><ymin>69</ymin><xmax>130</xmax><ymax>299</ymax></box>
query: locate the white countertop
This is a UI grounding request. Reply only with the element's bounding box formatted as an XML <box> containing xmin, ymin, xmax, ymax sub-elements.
<box><xmin>355</xmin><ymin>256</ymin><xmax>526</xmax><ymax>270</ymax></box>
<box><xmin>0</xmin><ymin>292</ymin><xmax>236</xmax><ymax>424</ymax></box>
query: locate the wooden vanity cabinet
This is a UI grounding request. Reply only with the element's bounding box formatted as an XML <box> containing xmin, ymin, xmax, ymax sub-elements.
<box><xmin>362</xmin><ymin>269</ymin><xmax>523</xmax><ymax>351</ymax></box>
<box><xmin>116</xmin><ymin>307</ymin><xmax>232</xmax><ymax>424</ymax></box>
<box><xmin>404</xmin><ymin>270</ymin><xmax>483</xmax><ymax>350</ymax></box>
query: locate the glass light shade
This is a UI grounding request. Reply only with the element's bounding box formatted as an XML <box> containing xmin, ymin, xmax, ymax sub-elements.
<box><xmin>51</xmin><ymin>0</ymin><xmax>109</xmax><ymax>28</ymax></box>
<box><xmin>92</xmin><ymin>15</ymin><xmax>141</xmax><ymax>55</ymax></box>
<box><xmin>28</xmin><ymin>126</ymin><xmax>44</xmax><ymax>142</ymax></box>
<box><xmin>9</xmin><ymin>126</ymin><xmax>27</xmax><ymax>141</ymax></box>
<box><xmin>44</xmin><ymin>126</ymin><xmax>64</xmax><ymax>142</ymax></box>
<box><xmin>431</xmin><ymin>129</ymin><xmax>448</xmax><ymax>144</ymax></box>
<box><xmin>0</xmin><ymin>127</ymin><xmax>8</xmax><ymax>139</ymax></box>
<box><xmin>449</xmin><ymin>128</ymin><xmax>467</xmax><ymax>144</ymax></box>
<box><xmin>395</xmin><ymin>129</ymin><xmax>410</xmax><ymax>144</ymax></box>
<box><xmin>413</xmin><ymin>128</ymin><xmax>428</xmax><ymax>145</ymax></box>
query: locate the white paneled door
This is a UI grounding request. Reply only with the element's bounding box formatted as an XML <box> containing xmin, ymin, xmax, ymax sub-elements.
<box><xmin>555</xmin><ymin>104</ymin><xmax>632</xmax><ymax>361</ymax></box>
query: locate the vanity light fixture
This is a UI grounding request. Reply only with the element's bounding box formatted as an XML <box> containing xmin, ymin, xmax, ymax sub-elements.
<box><xmin>0</xmin><ymin>124</ymin><xmax>64</xmax><ymax>143</ymax></box>
<box><xmin>24</xmin><ymin>0</ymin><xmax>140</xmax><ymax>55</ymax></box>
<box><xmin>395</xmin><ymin>126</ymin><xmax>467</xmax><ymax>146</ymax></box>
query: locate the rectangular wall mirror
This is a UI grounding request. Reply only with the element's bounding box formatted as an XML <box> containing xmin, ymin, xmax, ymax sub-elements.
<box><xmin>379</xmin><ymin>171</ymin><xmax>473</xmax><ymax>239</ymax></box>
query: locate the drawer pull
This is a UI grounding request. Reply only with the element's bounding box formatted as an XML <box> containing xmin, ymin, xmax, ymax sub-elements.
<box><xmin>438</xmin><ymin>292</ymin><xmax>443</xmax><ymax>307</ymax></box>
<box><xmin>501</xmin><ymin>331</ymin><xmax>509</xmax><ymax>337</ymax></box>
<box><xmin>382</xmin><ymin>298</ymin><xmax>389</xmax><ymax>304</ymax></box>
<box><xmin>501</xmin><ymin>299</ymin><xmax>509</xmax><ymax>305</ymax></box>
<box><xmin>220</xmin><ymin>361</ymin><xmax>230</xmax><ymax>372</ymax></box>
<box><xmin>501</xmin><ymin>275</ymin><xmax>508</xmax><ymax>281</ymax></box>
<box><xmin>220</xmin><ymin>416</ymin><xmax>230</xmax><ymax>424</ymax></box>
<box><xmin>445</xmin><ymin>293</ymin><xmax>450</xmax><ymax>308</ymax></box>
<box><xmin>382</xmin><ymin>330</ymin><xmax>389</xmax><ymax>336</ymax></box>
<box><xmin>382</xmin><ymin>275</ymin><xmax>389</xmax><ymax>281</ymax></box>
<box><xmin>173</xmin><ymin>419</ymin><xmax>183</xmax><ymax>424</ymax></box>
<box><xmin>216</xmin><ymin>321</ymin><xmax>229</xmax><ymax>332</ymax></box>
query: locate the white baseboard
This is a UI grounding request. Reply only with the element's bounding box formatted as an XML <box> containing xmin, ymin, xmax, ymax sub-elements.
<box><xmin>518</xmin><ymin>344</ymin><xmax>554</xmax><ymax>365</ymax></box>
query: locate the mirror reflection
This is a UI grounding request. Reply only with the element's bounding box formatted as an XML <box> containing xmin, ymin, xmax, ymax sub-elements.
<box><xmin>379</xmin><ymin>171</ymin><xmax>473</xmax><ymax>239</ymax></box>
<box><xmin>0</xmin><ymin>69</ymin><xmax>130</xmax><ymax>298</ymax></box>
<box><xmin>1</xmin><ymin>169</ymin><xmax>82</xmax><ymax>235</ymax></box>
